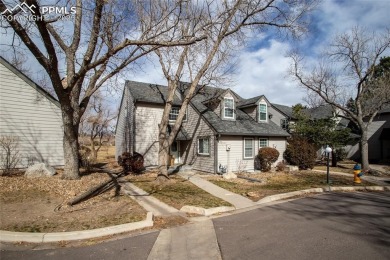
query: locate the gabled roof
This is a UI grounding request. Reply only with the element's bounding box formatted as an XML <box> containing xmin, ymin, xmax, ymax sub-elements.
<box><xmin>0</xmin><ymin>56</ymin><xmax>60</xmax><ymax>107</ymax></box>
<box><xmin>307</xmin><ymin>104</ymin><xmax>334</xmax><ymax>119</ymax></box>
<box><xmin>271</xmin><ymin>103</ymin><xmax>294</xmax><ymax>118</ymax></box>
<box><xmin>237</xmin><ymin>95</ymin><xmax>266</xmax><ymax>108</ymax></box>
<box><xmin>125</xmin><ymin>80</ymin><xmax>182</xmax><ymax>106</ymax></box>
<box><xmin>124</xmin><ymin>81</ymin><xmax>289</xmax><ymax>137</ymax></box>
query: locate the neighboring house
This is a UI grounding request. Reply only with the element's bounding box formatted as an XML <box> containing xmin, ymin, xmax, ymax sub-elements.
<box><xmin>115</xmin><ymin>81</ymin><xmax>289</xmax><ymax>174</ymax></box>
<box><xmin>0</xmin><ymin>56</ymin><xmax>64</xmax><ymax>168</ymax></box>
<box><xmin>345</xmin><ymin>108</ymin><xmax>390</xmax><ymax>163</ymax></box>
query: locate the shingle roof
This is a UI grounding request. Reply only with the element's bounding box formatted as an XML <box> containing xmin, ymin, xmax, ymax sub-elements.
<box><xmin>271</xmin><ymin>103</ymin><xmax>294</xmax><ymax>118</ymax></box>
<box><xmin>125</xmin><ymin>80</ymin><xmax>289</xmax><ymax>137</ymax></box>
<box><xmin>237</xmin><ymin>95</ymin><xmax>264</xmax><ymax>108</ymax></box>
<box><xmin>307</xmin><ymin>105</ymin><xmax>334</xmax><ymax>119</ymax></box>
<box><xmin>125</xmin><ymin>80</ymin><xmax>182</xmax><ymax>106</ymax></box>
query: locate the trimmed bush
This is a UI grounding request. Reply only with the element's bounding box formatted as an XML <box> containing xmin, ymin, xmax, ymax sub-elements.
<box><xmin>276</xmin><ymin>160</ymin><xmax>286</xmax><ymax>172</ymax></box>
<box><xmin>284</xmin><ymin>136</ymin><xmax>316</xmax><ymax>170</ymax></box>
<box><xmin>258</xmin><ymin>147</ymin><xmax>279</xmax><ymax>172</ymax></box>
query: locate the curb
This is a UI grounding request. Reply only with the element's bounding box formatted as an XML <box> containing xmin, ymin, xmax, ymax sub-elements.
<box><xmin>0</xmin><ymin>212</ymin><xmax>154</xmax><ymax>243</ymax></box>
<box><xmin>256</xmin><ymin>186</ymin><xmax>390</xmax><ymax>204</ymax></box>
<box><xmin>180</xmin><ymin>206</ymin><xmax>235</xmax><ymax>216</ymax></box>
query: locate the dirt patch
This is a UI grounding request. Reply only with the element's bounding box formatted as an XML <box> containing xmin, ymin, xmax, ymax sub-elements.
<box><xmin>0</xmin><ymin>170</ymin><xmax>146</xmax><ymax>233</ymax></box>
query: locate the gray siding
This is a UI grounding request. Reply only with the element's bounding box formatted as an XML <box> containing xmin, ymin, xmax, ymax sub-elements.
<box><xmin>0</xmin><ymin>62</ymin><xmax>64</xmax><ymax>167</ymax></box>
<box><xmin>182</xmin><ymin>104</ymin><xmax>216</xmax><ymax>173</ymax></box>
<box><xmin>115</xmin><ymin>87</ymin><xmax>134</xmax><ymax>159</ymax></box>
<box><xmin>346</xmin><ymin>113</ymin><xmax>390</xmax><ymax>162</ymax></box>
<box><xmin>269</xmin><ymin>106</ymin><xmax>287</xmax><ymax>128</ymax></box>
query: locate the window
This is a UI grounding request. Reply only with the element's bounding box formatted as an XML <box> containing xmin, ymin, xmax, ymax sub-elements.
<box><xmin>259</xmin><ymin>103</ymin><xmax>267</xmax><ymax>122</ymax></box>
<box><xmin>280</xmin><ymin>118</ymin><xmax>288</xmax><ymax>130</ymax></box>
<box><xmin>224</xmin><ymin>97</ymin><xmax>234</xmax><ymax>119</ymax></box>
<box><xmin>198</xmin><ymin>137</ymin><xmax>210</xmax><ymax>155</ymax></box>
<box><xmin>169</xmin><ymin>107</ymin><xmax>187</xmax><ymax>122</ymax></box>
<box><xmin>259</xmin><ymin>138</ymin><xmax>268</xmax><ymax>148</ymax></box>
<box><xmin>244</xmin><ymin>138</ymin><xmax>254</xmax><ymax>159</ymax></box>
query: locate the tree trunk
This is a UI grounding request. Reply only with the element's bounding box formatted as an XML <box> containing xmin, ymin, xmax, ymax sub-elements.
<box><xmin>360</xmin><ymin>130</ymin><xmax>370</xmax><ymax>170</ymax></box>
<box><xmin>156</xmin><ymin>138</ymin><xmax>170</xmax><ymax>182</ymax></box>
<box><xmin>331</xmin><ymin>150</ymin><xmax>337</xmax><ymax>167</ymax></box>
<box><xmin>90</xmin><ymin>138</ymin><xmax>98</xmax><ymax>160</ymax></box>
<box><xmin>62</xmin><ymin>109</ymin><xmax>81</xmax><ymax>179</ymax></box>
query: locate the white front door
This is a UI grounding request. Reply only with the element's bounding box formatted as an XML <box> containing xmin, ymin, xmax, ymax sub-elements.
<box><xmin>170</xmin><ymin>141</ymin><xmax>180</xmax><ymax>164</ymax></box>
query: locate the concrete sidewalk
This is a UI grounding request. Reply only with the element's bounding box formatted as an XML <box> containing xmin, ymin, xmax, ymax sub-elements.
<box><xmin>147</xmin><ymin>220</ymin><xmax>221</xmax><ymax>260</ymax></box>
<box><xmin>312</xmin><ymin>169</ymin><xmax>390</xmax><ymax>186</ymax></box>
<box><xmin>178</xmin><ymin>171</ymin><xmax>256</xmax><ymax>209</ymax></box>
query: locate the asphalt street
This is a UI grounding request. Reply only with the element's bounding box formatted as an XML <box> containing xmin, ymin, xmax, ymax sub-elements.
<box><xmin>214</xmin><ymin>192</ymin><xmax>390</xmax><ymax>260</ymax></box>
<box><xmin>1</xmin><ymin>192</ymin><xmax>389</xmax><ymax>260</ymax></box>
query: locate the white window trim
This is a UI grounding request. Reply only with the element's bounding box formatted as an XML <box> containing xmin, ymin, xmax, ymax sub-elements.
<box><xmin>224</xmin><ymin>97</ymin><xmax>235</xmax><ymax>119</ymax></box>
<box><xmin>244</xmin><ymin>138</ymin><xmax>254</xmax><ymax>159</ymax></box>
<box><xmin>259</xmin><ymin>138</ymin><xmax>269</xmax><ymax>148</ymax></box>
<box><xmin>259</xmin><ymin>103</ymin><xmax>267</xmax><ymax>122</ymax></box>
<box><xmin>197</xmin><ymin>137</ymin><xmax>210</xmax><ymax>156</ymax></box>
<box><xmin>169</xmin><ymin>106</ymin><xmax>187</xmax><ymax>123</ymax></box>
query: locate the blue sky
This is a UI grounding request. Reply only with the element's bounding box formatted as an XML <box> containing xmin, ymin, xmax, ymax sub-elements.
<box><xmin>1</xmin><ymin>0</ymin><xmax>389</xmax><ymax>108</ymax></box>
<box><xmin>129</xmin><ymin>0</ymin><xmax>390</xmax><ymax>106</ymax></box>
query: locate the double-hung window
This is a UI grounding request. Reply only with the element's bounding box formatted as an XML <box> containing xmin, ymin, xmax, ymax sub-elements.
<box><xmin>259</xmin><ymin>138</ymin><xmax>268</xmax><ymax>148</ymax></box>
<box><xmin>169</xmin><ymin>107</ymin><xmax>187</xmax><ymax>122</ymax></box>
<box><xmin>224</xmin><ymin>97</ymin><xmax>234</xmax><ymax>119</ymax></box>
<box><xmin>259</xmin><ymin>103</ymin><xmax>267</xmax><ymax>122</ymax></box>
<box><xmin>244</xmin><ymin>138</ymin><xmax>254</xmax><ymax>159</ymax></box>
<box><xmin>198</xmin><ymin>137</ymin><xmax>210</xmax><ymax>155</ymax></box>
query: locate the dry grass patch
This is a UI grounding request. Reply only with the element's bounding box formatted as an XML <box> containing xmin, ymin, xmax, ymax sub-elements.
<box><xmin>126</xmin><ymin>171</ymin><xmax>232</xmax><ymax>209</ymax></box>
<box><xmin>208</xmin><ymin>171</ymin><xmax>375</xmax><ymax>202</ymax></box>
<box><xmin>313</xmin><ymin>165</ymin><xmax>354</xmax><ymax>173</ymax></box>
<box><xmin>0</xmin><ymin>171</ymin><xmax>147</xmax><ymax>233</ymax></box>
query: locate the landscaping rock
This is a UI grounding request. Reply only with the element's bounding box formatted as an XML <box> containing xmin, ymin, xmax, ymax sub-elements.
<box><xmin>25</xmin><ymin>163</ymin><xmax>56</xmax><ymax>178</ymax></box>
<box><xmin>286</xmin><ymin>165</ymin><xmax>299</xmax><ymax>172</ymax></box>
<box><xmin>223</xmin><ymin>172</ymin><xmax>237</xmax><ymax>179</ymax></box>
<box><xmin>246</xmin><ymin>191</ymin><xmax>258</xmax><ymax>197</ymax></box>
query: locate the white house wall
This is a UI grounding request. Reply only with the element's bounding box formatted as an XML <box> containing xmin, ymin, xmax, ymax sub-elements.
<box><xmin>217</xmin><ymin>136</ymin><xmax>286</xmax><ymax>173</ymax></box>
<box><xmin>134</xmin><ymin>103</ymin><xmax>163</xmax><ymax>166</ymax></box>
<box><xmin>115</xmin><ymin>87</ymin><xmax>134</xmax><ymax>159</ymax></box>
<box><xmin>0</xmin><ymin>62</ymin><xmax>64</xmax><ymax>167</ymax></box>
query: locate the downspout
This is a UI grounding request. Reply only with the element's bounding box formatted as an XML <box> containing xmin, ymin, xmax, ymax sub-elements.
<box><xmin>214</xmin><ymin>134</ymin><xmax>220</xmax><ymax>174</ymax></box>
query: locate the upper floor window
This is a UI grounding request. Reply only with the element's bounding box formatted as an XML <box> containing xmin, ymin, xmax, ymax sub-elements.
<box><xmin>259</xmin><ymin>103</ymin><xmax>267</xmax><ymax>122</ymax></box>
<box><xmin>224</xmin><ymin>97</ymin><xmax>234</xmax><ymax>119</ymax></box>
<box><xmin>280</xmin><ymin>118</ymin><xmax>288</xmax><ymax>130</ymax></box>
<box><xmin>169</xmin><ymin>107</ymin><xmax>187</xmax><ymax>122</ymax></box>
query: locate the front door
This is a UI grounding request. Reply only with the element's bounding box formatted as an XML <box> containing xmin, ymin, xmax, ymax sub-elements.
<box><xmin>170</xmin><ymin>141</ymin><xmax>180</xmax><ymax>164</ymax></box>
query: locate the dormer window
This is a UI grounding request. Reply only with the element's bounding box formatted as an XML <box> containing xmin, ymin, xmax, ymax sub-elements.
<box><xmin>224</xmin><ymin>97</ymin><xmax>234</xmax><ymax>119</ymax></box>
<box><xmin>259</xmin><ymin>103</ymin><xmax>267</xmax><ymax>122</ymax></box>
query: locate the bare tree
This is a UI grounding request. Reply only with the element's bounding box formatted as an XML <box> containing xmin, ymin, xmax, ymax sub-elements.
<box><xmin>0</xmin><ymin>135</ymin><xmax>21</xmax><ymax>175</ymax></box>
<box><xmin>291</xmin><ymin>27</ymin><xmax>390</xmax><ymax>170</ymax></box>
<box><xmin>0</xmin><ymin>0</ymin><xmax>207</xmax><ymax>179</ymax></box>
<box><xmin>80</xmin><ymin>92</ymin><xmax>116</xmax><ymax>161</ymax></box>
<box><xmin>153</xmin><ymin>0</ymin><xmax>317</xmax><ymax>181</ymax></box>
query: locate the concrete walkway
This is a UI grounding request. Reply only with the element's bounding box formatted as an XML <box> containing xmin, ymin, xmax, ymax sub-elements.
<box><xmin>121</xmin><ymin>182</ymin><xmax>179</xmax><ymax>216</ymax></box>
<box><xmin>178</xmin><ymin>171</ymin><xmax>256</xmax><ymax>209</ymax></box>
<box><xmin>147</xmin><ymin>219</ymin><xmax>221</xmax><ymax>260</ymax></box>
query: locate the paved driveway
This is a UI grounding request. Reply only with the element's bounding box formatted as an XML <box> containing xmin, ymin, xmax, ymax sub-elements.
<box><xmin>213</xmin><ymin>192</ymin><xmax>390</xmax><ymax>260</ymax></box>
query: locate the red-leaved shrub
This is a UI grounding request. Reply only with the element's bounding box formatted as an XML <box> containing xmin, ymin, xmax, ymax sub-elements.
<box><xmin>258</xmin><ymin>147</ymin><xmax>279</xmax><ymax>172</ymax></box>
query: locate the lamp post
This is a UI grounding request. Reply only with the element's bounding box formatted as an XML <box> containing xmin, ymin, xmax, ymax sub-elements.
<box><xmin>325</xmin><ymin>146</ymin><xmax>332</xmax><ymax>185</ymax></box>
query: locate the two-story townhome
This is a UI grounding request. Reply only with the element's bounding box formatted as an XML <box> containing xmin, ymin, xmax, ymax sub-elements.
<box><xmin>115</xmin><ymin>81</ymin><xmax>290</xmax><ymax>174</ymax></box>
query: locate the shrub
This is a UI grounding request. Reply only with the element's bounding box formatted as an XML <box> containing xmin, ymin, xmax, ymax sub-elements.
<box><xmin>276</xmin><ymin>160</ymin><xmax>286</xmax><ymax>172</ymax></box>
<box><xmin>284</xmin><ymin>136</ymin><xmax>316</xmax><ymax>170</ymax></box>
<box><xmin>258</xmin><ymin>147</ymin><xmax>279</xmax><ymax>172</ymax></box>
<box><xmin>0</xmin><ymin>135</ymin><xmax>21</xmax><ymax>176</ymax></box>
<box><xmin>335</xmin><ymin>148</ymin><xmax>347</xmax><ymax>162</ymax></box>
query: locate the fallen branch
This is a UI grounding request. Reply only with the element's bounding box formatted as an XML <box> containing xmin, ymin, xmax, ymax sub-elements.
<box><xmin>68</xmin><ymin>170</ymin><xmax>125</xmax><ymax>206</ymax></box>
<box><xmin>237</xmin><ymin>176</ymin><xmax>262</xmax><ymax>183</ymax></box>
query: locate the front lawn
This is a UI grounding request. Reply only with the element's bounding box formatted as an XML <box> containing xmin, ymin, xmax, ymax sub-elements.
<box><xmin>208</xmin><ymin>171</ymin><xmax>375</xmax><ymax>202</ymax></box>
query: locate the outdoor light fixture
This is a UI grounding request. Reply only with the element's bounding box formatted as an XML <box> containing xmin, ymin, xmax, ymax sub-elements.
<box><xmin>325</xmin><ymin>146</ymin><xmax>332</xmax><ymax>186</ymax></box>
